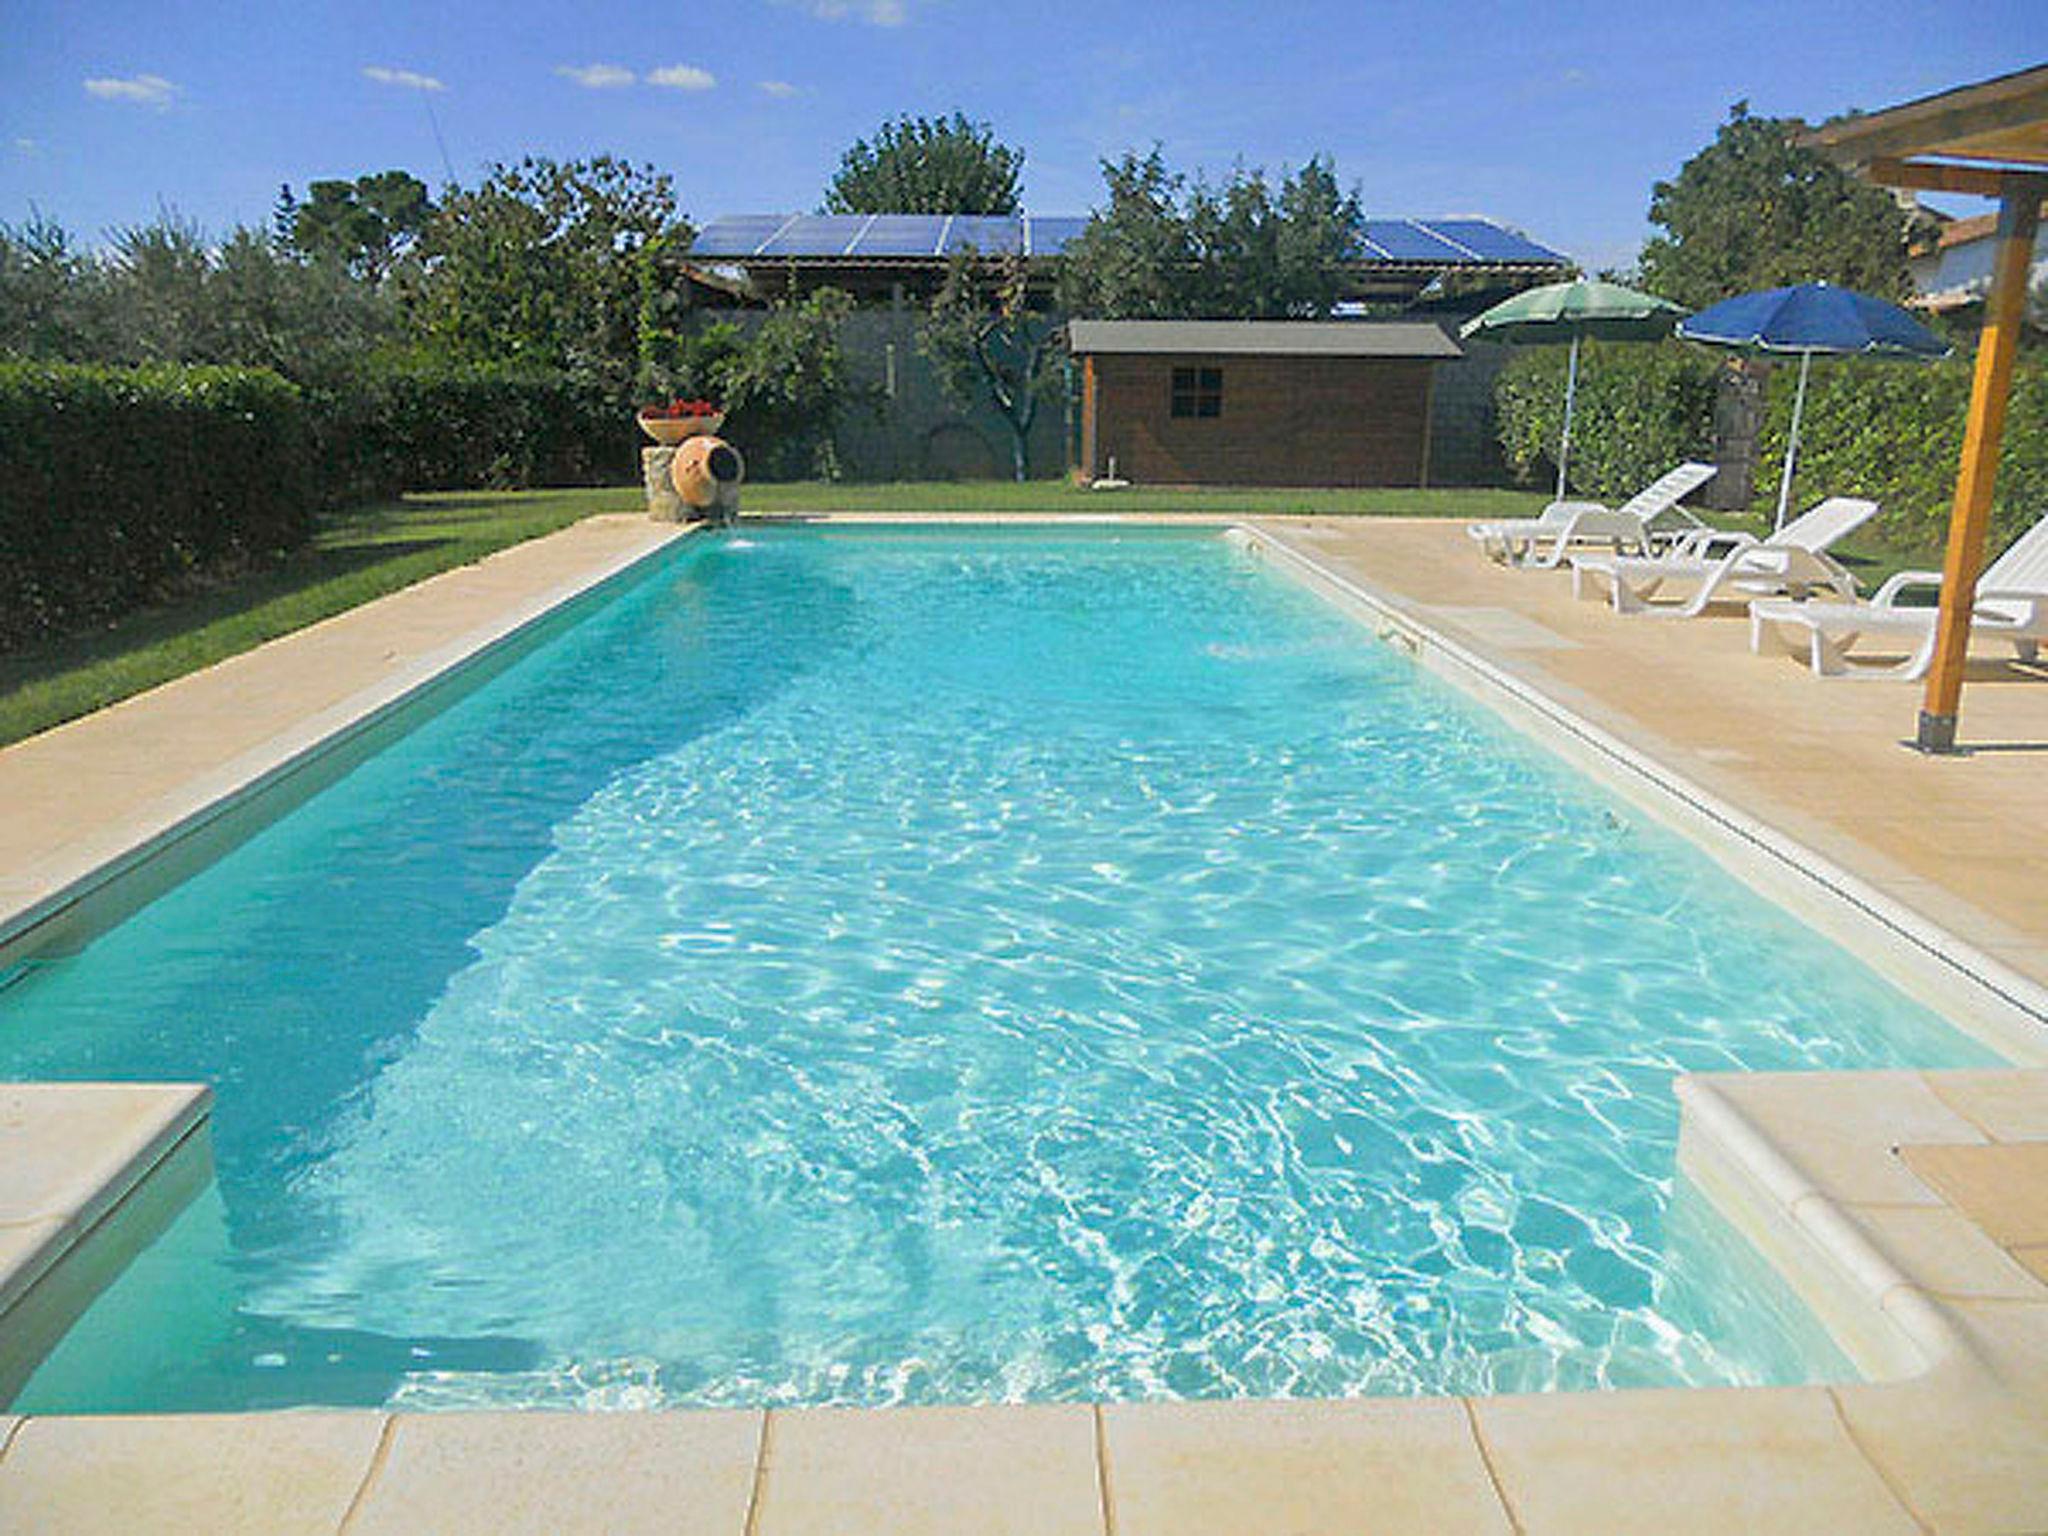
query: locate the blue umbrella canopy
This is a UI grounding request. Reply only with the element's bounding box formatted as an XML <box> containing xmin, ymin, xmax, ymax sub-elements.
<box><xmin>1677</xmin><ymin>281</ymin><xmax>1952</xmax><ymax>359</ymax></box>
<box><xmin>1677</xmin><ymin>282</ymin><xmax>1951</xmax><ymax>529</ymax></box>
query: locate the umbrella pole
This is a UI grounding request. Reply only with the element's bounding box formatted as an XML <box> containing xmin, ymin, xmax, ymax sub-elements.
<box><xmin>1556</xmin><ymin>332</ymin><xmax>1580</xmax><ymax>500</ymax></box>
<box><xmin>1775</xmin><ymin>351</ymin><xmax>1812</xmax><ymax>534</ymax></box>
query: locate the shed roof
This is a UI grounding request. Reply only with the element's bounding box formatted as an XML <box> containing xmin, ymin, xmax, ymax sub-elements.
<box><xmin>1067</xmin><ymin>319</ymin><xmax>1462</xmax><ymax>359</ymax></box>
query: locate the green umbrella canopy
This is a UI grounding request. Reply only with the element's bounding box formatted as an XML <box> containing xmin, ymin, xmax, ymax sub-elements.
<box><xmin>1459</xmin><ymin>280</ymin><xmax>1690</xmax><ymax>499</ymax></box>
<box><xmin>1459</xmin><ymin>279</ymin><xmax>1688</xmax><ymax>344</ymax></box>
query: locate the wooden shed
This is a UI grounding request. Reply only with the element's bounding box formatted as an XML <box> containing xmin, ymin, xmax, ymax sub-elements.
<box><xmin>1068</xmin><ymin>319</ymin><xmax>1464</xmax><ymax>487</ymax></box>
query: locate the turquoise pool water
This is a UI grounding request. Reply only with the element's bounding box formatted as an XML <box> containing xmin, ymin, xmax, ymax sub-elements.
<box><xmin>1</xmin><ymin>525</ymin><xmax>1991</xmax><ymax>1412</ymax></box>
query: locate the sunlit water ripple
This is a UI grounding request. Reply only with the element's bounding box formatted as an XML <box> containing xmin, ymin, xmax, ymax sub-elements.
<box><xmin>0</xmin><ymin>527</ymin><xmax>1990</xmax><ymax>1412</ymax></box>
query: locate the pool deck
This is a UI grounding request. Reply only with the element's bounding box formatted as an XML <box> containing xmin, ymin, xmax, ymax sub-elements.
<box><xmin>2</xmin><ymin>509</ymin><xmax>2047</xmax><ymax>1533</ymax></box>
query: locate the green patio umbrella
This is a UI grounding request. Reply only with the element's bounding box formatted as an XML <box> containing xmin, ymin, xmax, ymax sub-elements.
<box><xmin>1460</xmin><ymin>280</ymin><xmax>1689</xmax><ymax>499</ymax></box>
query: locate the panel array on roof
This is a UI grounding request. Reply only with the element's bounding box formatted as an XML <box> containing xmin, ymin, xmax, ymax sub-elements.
<box><xmin>852</xmin><ymin>214</ymin><xmax>945</xmax><ymax>255</ymax></box>
<box><xmin>1416</xmin><ymin>219</ymin><xmax>1560</xmax><ymax>263</ymax></box>
<box><xmin>1024</xmin><ymin>217</ymin><xmax>1089</xmax><ymax>256</ymax></box>
<box><xmin>1358</xmin><ymin>219</ymin><xmax>1469</xmax><ymax>262</ymax></box>
<box><xmin>688</xmin><ymin>213</ymin><xmax>1566</xmax><ymax>267</ymax></box>
<box><xmin>941</xmin><ymin>214</ymin><xmax>1023</xmax><ymax>255</ymax></box>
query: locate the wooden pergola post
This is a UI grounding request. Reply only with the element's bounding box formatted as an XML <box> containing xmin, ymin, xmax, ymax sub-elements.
<box><xmin>1803</xmin><ymin>67</ymin><xmax>2048</xmax><ymax>748</ymax></box>
<box><xmin>1915</xmin><ymin>181</ymin><xmax>2043</xmax><ymax>751</ymax></box>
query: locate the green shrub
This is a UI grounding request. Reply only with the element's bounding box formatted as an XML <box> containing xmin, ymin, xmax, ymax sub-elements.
<box><xmin>1493</xmin><ymin>340</ymin><xmax>1719</xmax><ymax>502</ymax></box>
<box><xmin>1753</xmin><ymin>353</ymin><xmax>2047</xmax><ymax>551</ymax></box>
<box><xmin>309</xmin><ymin>358</ymin><xmax>636</xmax><ymax>505</ymax></box>
<box><xmin>0</xmin><ymin>361</ymin><xmax>311</xmax><ymax>647</ymax></box>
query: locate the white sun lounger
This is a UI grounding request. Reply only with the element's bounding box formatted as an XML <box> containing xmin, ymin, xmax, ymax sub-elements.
<box><xmin>1466</xmin><ymin>461</ymin><xmax>1717</xmax><ymax>569</ymax></box>
<box><xmin>1571</xmin><ymin>496</ymin><xmax>1877</xmax><ymax>618</ymax></box>
<box><xmin>1750</xmin><ymin>511</ymin><xmax>2048</xmax><ymax>678</ymax></box>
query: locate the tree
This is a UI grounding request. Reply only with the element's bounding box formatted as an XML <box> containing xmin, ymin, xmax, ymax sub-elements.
<box><xmin>283</xmin><ymin>170</ymin><xmax>433</xmax><ymax>285</ymax></box>
<box><xmin>1185</xmin><ymin>156</ymin><xmax>1363</xmax><ymax>317</ymax></box>
<box><xmin>1638</xmin><ymin>103</ymin><xmax>1916</xmax><ymax>308</ymax></box>
<box><xmin>415</xmin><ymin>156</ymin><xmax>691</xmax><ymax>392</ymax></box>
<box><xmin>919</xmin><ymin>250</ymin><xmax>1059</xmax><ymax>481</ymax></box>
<box><xmin>0</xmin><ymin>214</ymin><xmax>110</xmax><ymax>359</ymax></box>
<box><xmin>1055</xmin><ymin>149</ymin><xmax>1192</xmax><ymax>318</ymax></box>
<box><xmin>823</xmin><ymin>112</ymin><xmax>1023</xmax><ymax>215</ymax></box>
<box><xmin>1056</xmin><ymin>148</ymin><xmax>1364</xmax><ymax>319</ymax></box>
<box><xmin>710</xmin><ymin>287</ymin><xmax>860</xmax><ymax>480</ymax></box>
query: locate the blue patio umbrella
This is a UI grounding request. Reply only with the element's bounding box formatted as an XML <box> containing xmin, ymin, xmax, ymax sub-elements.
<box><xmin>1678</xmin><ymin>282</ymin><xmax>1951</xmax><ymax>531</ymax></box>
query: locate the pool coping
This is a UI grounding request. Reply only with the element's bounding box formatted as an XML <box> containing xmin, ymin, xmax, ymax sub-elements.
<box><xmin>1</xmin><ymin>510</ymin><xmax>2046</xmax><ymax>1531</ymax></box>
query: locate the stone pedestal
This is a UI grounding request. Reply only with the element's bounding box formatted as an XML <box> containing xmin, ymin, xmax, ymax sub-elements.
<box><xmin>642</xmin><ymin>446</ymin><xmax>687</xmax><ymax>522</ymax></box>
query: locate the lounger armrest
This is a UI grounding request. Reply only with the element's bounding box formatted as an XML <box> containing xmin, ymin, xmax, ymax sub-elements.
<box><xmin>1976</xmin><ymin>591</ymin><xmax>2047</xmax><ymax>624</ymax></box>
<box><xmin>1661</xmin><ymin>527</ymin><xmax>1757</xmax><ymax>557</ymax></box>
<box><xmin>1869</xmin><ymin>569</ymin><xmax>1943</xmax><ymax>609</ymax></box>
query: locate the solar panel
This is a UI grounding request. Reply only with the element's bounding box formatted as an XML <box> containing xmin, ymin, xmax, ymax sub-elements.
<box><xmin>849</xmin><ymin>215</ymin><xmax>948</xmax><ymax>256</ymax></box>
<box><xmin>757</xmin><ymin>215</ymin><xmax>866</xmax><ymax>256</ymax></box>
<box><xmin>688</xmin><ymin>216</ymin><xmax>795</xmax><ymax>257</ymax></box>
<box><xmin>694</xmin><ymin>212</ymin><xmax>1564</xmax><ymax>268</ymax></box>
<box><xmin>1024</xmin><ymin>217</ymin><xmax>1089</xmax><ymax>255</ymax></box>
<box><xmin>1360</xmin><ymin>219</ymin><xmax>1470</xmax><ymax>262</ymax></box>
<box><xmin>1416</xmin><ymin>219</ymin><xmax>1565</xmax><ymax>264</ymax></box>
<box><xmin>940</xmin><ymin>215</ymin><xmax>1023</xmax><ymax>255</ymax></box>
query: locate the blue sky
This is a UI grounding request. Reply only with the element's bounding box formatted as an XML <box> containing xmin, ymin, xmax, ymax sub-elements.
<box><xmin>2</xmin><ymin>1</ymin><xmax>2034</xmax><ymax>271</ymax></box>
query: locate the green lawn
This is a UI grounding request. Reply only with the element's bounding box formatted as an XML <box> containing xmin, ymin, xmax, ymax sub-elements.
<box><xmin>0</xmin><ymin>488</ymin><xmax>644</xmax><ymax>748</ymax></box>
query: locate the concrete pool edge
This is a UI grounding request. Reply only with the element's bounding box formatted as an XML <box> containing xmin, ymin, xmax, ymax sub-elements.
<box><xmin>1</xmin><ymin>510</ymin><xmax>2045</xmax><ymax>1529</ymax></box>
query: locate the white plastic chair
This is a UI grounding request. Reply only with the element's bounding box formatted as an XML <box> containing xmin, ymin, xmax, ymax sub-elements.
<box><xmin>1571</xmin><ymin>496</ymin><xmax>1877</xmax><ymax>618</ymax></box>
<box><xmin>1750</xmin><ymin>512</ymin><xmax>2048</xmax><ymax>678</ymax></box>
<box><xmin>1467</xmin><ymin>462</ymin><xmax>1717</xmax><ymax>569</ymax></box>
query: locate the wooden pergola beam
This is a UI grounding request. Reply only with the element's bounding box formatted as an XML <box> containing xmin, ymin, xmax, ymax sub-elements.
<box><xmin>1867</xmin><ymin>156</ymin><xmax>2048</xmax><ymax>202</ymax></box>
<box><xmin>1803</xmin><ymin>65</ymin><xmax>2048</xmax><ymax>165</ymax></box>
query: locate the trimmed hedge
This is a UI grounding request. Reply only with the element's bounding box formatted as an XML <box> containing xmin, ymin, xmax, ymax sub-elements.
<box><xmin>312</xmin><ymin>361</ymin><xmax>637</xmax><ymax>506</ymax></box>
<box><xmin>1493</xmin><ymin>341</ymin><xmax>1719</xmax><ymax>504</ymax></box>
<box><xmin>0</xmin><ymin>361</ymin><xmax>311</xmax><ymax>647</ymax></box>
<box><xmin>1755</xmin><ymin>354</ymin><xmax>2047</xmax><ymax>551</ymax></box>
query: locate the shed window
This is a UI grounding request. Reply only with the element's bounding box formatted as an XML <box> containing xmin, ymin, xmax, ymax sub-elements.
<box><xmin>1170</xmin><ymin>366</ymin><xmax>1222</xmax><ymax>419</ymax></box>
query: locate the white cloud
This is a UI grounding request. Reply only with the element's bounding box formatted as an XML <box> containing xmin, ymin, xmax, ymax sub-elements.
<box><xmin>83</xmin><ymin>74</ymin><xmax>177</xmax><ymax>108</ymax></box>
<box><xmin>759</xmin><ymin>80</ymin><xmax>800</xmax><ymax>98</ymax></box>
<box><xmin>786</xmin><ymin>0</ymin><xmax>909</xmax><ymax>24</ymax></box>
<box><xmin>12</xmin><ymin>137</ymin><xmax>39</xmax><ymax>153</ymax></box>
<box><xmin>646</xmin><ymin>64</ymin><xmax>716</xmax><ymax>91</ymax></box>
<box><xmin>557</xmin><ymin>63</ymin><xmax>636</xmax><ymax>89</ymax></box>
<box><xmin>363</xmin><ymin>66</ymin><xmax>445</xmax><ymax>93</ymax></box>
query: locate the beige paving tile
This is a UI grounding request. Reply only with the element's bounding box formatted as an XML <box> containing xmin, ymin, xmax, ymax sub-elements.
<box><xmin>1473</xmin><ymin>1386</ymin><xmax>1919</xmax><ymax>1535</ymax></box>
<box><xmin>0</xmin><ymin>1084</ymin><xmax>208</xmax><ymax>1226</ymax></box>
<box><xmin>1703</xmin><ymin>1072</ymin><xmax>1986</xmax><ymax>1207</ymax></box>
<box><xmin>753</xmin><ymin>1404</ymin><xmax>1101</xmax><ymax>1536</ymax></box>
<box><xmin>1834</xmin><ymin>1371</ymin><xmax>2048</xmax><ymax>1533</ymax></box>
<box><xmin>1923</xmin><ymin>1069</ymin><xmax>2048</xmax><ymax>1140</ymax></box>
<box><xmin>2015</xmin><ymin>1245</ymin><xmax>2048</xmax><ymax>1286</ymax></box>
<box><xmin>0</xmin><ymin>1412</ymin><xmax>385</xmax><ymax>1536</ymax></box>
<box><xmin>348</xmin><ymin>1409</ymin><xmax>761</xmax><ymax>1536</ymax></box>
<box><xmin>1842</xmin><ymin>1202</ymin><xmax>2047</xmax><ymax>1300</ymax></box>
<box><xmin>1102</xmin><ymin>1397</ymin><xmax>1510</xmax><ymax>1536</ymax></box>
<box><xmin>1899</xmin><ymin>1142</ymin><xmax>2048</xmax><ymax>1247</ymax></box>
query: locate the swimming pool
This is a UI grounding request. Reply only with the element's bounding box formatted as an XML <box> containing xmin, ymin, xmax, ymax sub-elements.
<box><xmin>0</xmin><ymin>524</ymin><xmax>1993</xmax><ymax>1412</ymax></box>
